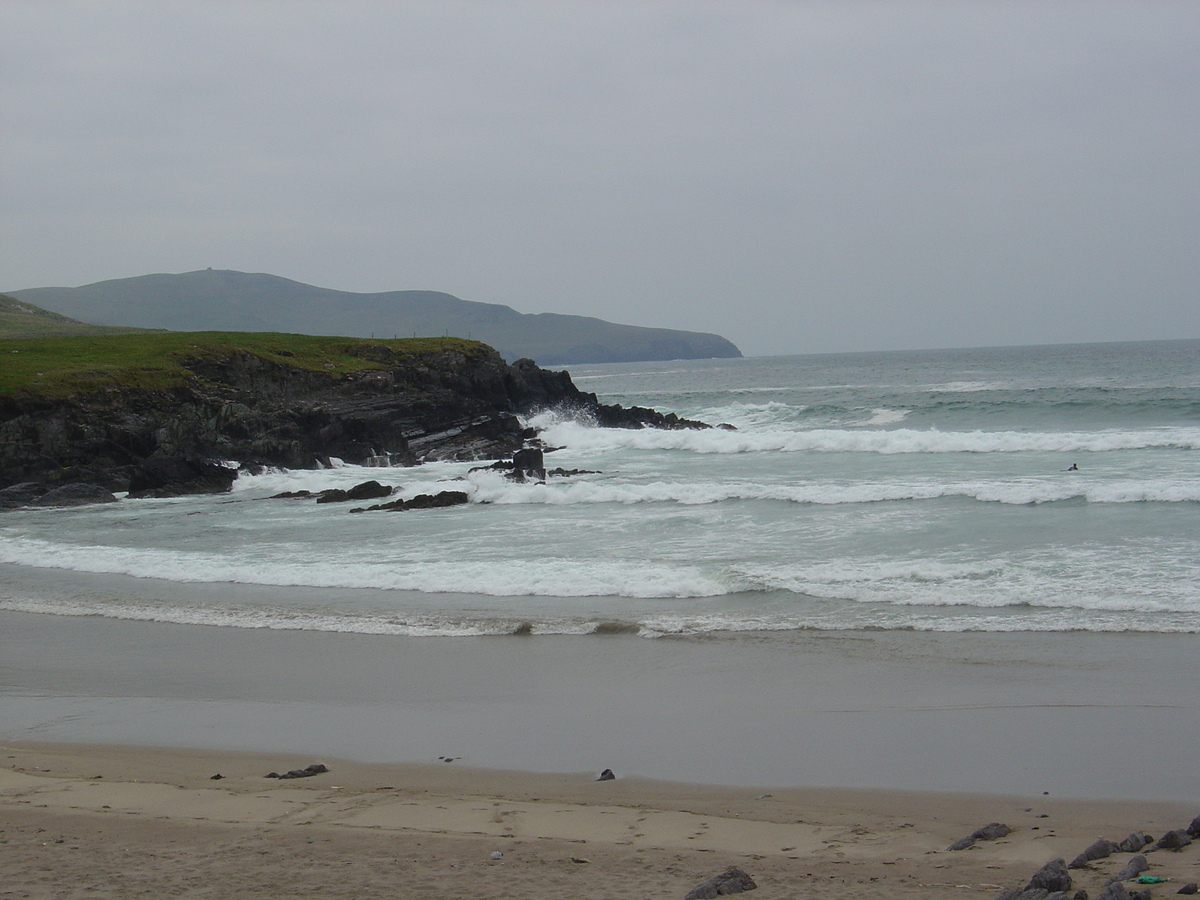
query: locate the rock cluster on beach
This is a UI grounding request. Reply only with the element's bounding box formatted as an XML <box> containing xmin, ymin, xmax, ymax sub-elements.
<box><xmin>993</xmin><ymin>813</ymin><xmax>1200</xmax><ymax>900</ymax></box>
<box><xmin>0</xmin><ymin>341</ymin><xmax>710</xmax><ymax>501</ymax></box>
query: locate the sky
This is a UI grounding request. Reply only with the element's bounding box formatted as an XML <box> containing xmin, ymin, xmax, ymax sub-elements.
<box><xmin>2</xmin><ymin>2</ymin><xmax>1198</xmax><ymax>357</ymax></box>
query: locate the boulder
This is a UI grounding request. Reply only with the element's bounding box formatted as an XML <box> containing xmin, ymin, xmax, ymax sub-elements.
<box><xmin>1188</xmin><ymin>816</ymin><xmax>1200</xmax><ymax>838</ymax></box>
<box><xmin>1105</xmin><ymin>855</ymin><xmax>1148</xmax><ymax>885</ymax></box>
<box><xmin>1026</xmin><ymin>859</ymin><xmax>1072</xmax><ymax>894</ymax></box>
<box><xmin>949</xmin><ymin>822</ymin><xmax>1011</xmax><ymax>850</ymax></box>
<box><xmin>1095</xmin><ymin>884</ymin><xmax>1151</xmax><ymax>900</ymax></box>
<box><xmin>265</xmin><ymin>763</ymin><xmax>328</xmax><ymax>780</ymax></box>
<box><xmin>126</xmin><ymin>457</ymin><xmax>236</xmax><ymax>498</ymax></box>
<box><xmin>1070</xmin><ymin>839</ymin><xmax>1120</xmax><ymax>868</ymax></box>
<box><xmin>684</xmin><ymin>867</ymin><xmax>757</xmax><ymax>899</ymax></box>
<box><xmin>1155</xmin><ymin>829</ymin><xmax>1192</xmax><ymax>851</ymax></box>
<box><xmin>1177</xmin><ymin>883</ymin><xmax>1198</xmax><ymax>895</ymax></box>
<box><xmin>596</xmin><ymin>769</ymin><xmax>616</xmax><ymax>781</ymax></box>
<box><xmin>510</xmin><ymin>447</ymin><xmax>546</xmax><ymax>482</ymax></box>
<box><xmin>315</xmin><ymin>480</ymin><xmax>393</xmax><ymax>503</ymax></box>
<box><xmin>1118</xmin><ymin>833</ymin><xmax>1152</xmax><ymax>853</ymax></box>
<box><xmin>0</xmin><ymin>481</ymin><xmax>51</xmax><ymax>509</ymax></box>
<box><xmin>349</xmin><ymin>490</ymin><xmax>470</xmax><ymax>513</ymax></box>
<box><xmin>30</xmin><ymin>483</ymin><xmax>118</xmax><ymax>507</ymax></box>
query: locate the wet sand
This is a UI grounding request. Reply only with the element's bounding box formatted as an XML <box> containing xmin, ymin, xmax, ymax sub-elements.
<box><xmin>3</xmin><ymin>609</ymin><xmax>1200</xmax><ymax>799</ymax></box>
<box><xmin>3</xmin><ymin>741</ymin><xmax>1199</xmax><ymax>899</ymax></box>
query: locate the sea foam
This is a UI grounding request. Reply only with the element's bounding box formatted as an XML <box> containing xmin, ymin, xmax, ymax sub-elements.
<box><xmin>536</xmin><ymin>421</ymin><xmax>1200</xmax><ymax>456</ymax></box>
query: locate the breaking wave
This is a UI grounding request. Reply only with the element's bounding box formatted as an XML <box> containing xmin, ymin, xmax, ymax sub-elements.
<box><xmin>535</xmin><ymin>421</ymin><xmax>1200</xmax><ymax>455</ymax></box>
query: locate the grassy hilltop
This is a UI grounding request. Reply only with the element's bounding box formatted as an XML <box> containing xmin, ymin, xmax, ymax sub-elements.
<box><xmin>0</xmin><ymin>331</ymin><xmax>490</xmax><ymax>400</ymax></box>
<box><xmin>0</xmin><ymin>293</ymin><xmax>155</xmax><ymax>339</ymax></box>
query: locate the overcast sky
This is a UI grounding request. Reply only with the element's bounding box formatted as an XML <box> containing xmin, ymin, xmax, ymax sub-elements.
<box><xmin>2</xmin><ymin>2</ymin><xmax>1197</xmax><ymax>356</ymax></box>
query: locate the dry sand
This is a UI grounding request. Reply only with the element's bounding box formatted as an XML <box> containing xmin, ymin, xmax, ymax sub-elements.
<box><xmin>2</xmin><ymin>741</ymin><xmax>1198</xmax><ymax>899</ymax></box>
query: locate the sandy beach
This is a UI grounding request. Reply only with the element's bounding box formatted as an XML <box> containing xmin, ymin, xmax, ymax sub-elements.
<box><xmin>3</xmin><ymin>740</ymin><xmax>1198</xmax><ymax>899</ymax></box>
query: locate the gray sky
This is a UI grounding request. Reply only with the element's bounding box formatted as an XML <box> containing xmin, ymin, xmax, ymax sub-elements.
<box><xmin>2</xmin><ymin>1</ymin><xmax>1198</xmax><ymax>356</ymax></box>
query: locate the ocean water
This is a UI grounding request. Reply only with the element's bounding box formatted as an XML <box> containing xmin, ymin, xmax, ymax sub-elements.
<box><xmin>2</xmin><ymin>339</ymin><xmax>1199</xmax><ymax>640</ymax></box>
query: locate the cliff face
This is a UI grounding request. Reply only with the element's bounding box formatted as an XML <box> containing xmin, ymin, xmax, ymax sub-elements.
<box><xmin>0</xmin><ymin>336</ymin><xmax>703</xmax><ymax>496</ymax></box>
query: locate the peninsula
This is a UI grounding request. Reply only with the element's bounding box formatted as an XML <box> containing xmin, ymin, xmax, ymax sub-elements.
<box><xmin>0</xmin><ymin>331</ymin><xmax>704</xmax><ymax>498</ymax></box>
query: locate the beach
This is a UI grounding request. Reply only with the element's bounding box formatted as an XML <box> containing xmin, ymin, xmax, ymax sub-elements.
<box><xmin>4</xmin><ymin>741</ymin><xmax>1199</xmax><ymax>899</ymax></box>
<box><xmin>4</xmin><ymin>345</ymin><xmax>1200</xmax><ymax>895</ymax></box>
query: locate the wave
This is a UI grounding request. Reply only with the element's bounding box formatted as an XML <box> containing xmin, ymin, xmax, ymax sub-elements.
<box><xmin>3</xmin><ymin>531</ymin><xmax>1198</xmax><ymax>616</ymax></box>
<box><xmin>537</xmin><ymin>420</ymin><xmax>1200</xmax><ymax>455</ymax></box>
<box><xmin>2</xmin><ymin>595</ymin><xmax>1196</xmax><ymax>636</ymax></box>
<box><xmin>0</xmin><ymin>536</ymin><xmax>733</xmax><ymax>598</ymax></box>
<box><xmin>464</xmin><ymin>473</ymin><xmax>1200</xmax><ymax>507</ymax></box>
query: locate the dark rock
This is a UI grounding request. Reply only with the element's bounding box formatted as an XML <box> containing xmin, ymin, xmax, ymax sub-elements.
<box><xmin>1105</xmin><ymin>855</ymin><xmax>1148</xmax><ymax>885</ymax></box>
<box><xmin>1156</xmin><ymin>829</ymin><xmax>1192</xmax><ymax>851</ymax></box>
<box><xmin>1074</xmin><ymin>892</ymin><xmax>1090</xmax><ymax>900</ymax></box>
<box><xmin>30</xmin><ymin>483</ymin><xmax>118</xmax><ymax>507</ymax></box>
<box><xmin>350</xmin><ymin>490</ymin><xmax>470</xmax><ymax>513</ymax></box>
<box><xmin>315</xmin><ymin>480</ymin><xmax>393</xmax><ymax>503</ymax></box>
<box><xmin>1026</xmin><ymin>859</ymin><xmax>1072</xmax><ymax>894</ymax></box>
<box><xmin>0</xmin><ymin>481</ymin><xmax>50</xmax><ymax>509</ymax></box>
<box><xmin>210</xmin><ymin>773</ymin><xmax>224</xmax><ymax>780</ymax></box>
<box><xmin>594</xmin><ymin>402</ymin><xmax>710</xmax><ymax>431</ymax></box>
<box><xmin>396</xmin><ymin>490</ymin><xmax>469</xmax><ymax>510</ymax></box>
<box><xmin>1118</xmin><ymin>833</ymin><xmax>1151</xmax><ymax>853</ymax></box>
<box><xmin>126</xmin><ymin>456</ymin><xmax>236</xmax><ymax>498</ymax></box>
<box><xmin>949</xmin><ymin>822</ymin><xmax>1012</xmax><ymax>851</ymax></box>
<box><xmin>547</xmin><ymin>467</ymin><xmax>600</xmax><ymax>477</ymax></box>
<box><xmin>510</xmin><ymin>447</ymin><xmax>546</xmax><ymax>482</ymax></box>
<box><xmin>2</xmin><ymin>340</ymin><xmax>715</xmax><ymax>492</ymax></box>
<box><xmin>266</xmin><ymin>763</ymin><xmax>329</xmax><ymax>780</ymax></box>
<box><xmin>1188</xmin><ymin>816</ymin><xmax>1200</xmax><ymax>838</ymax></box>
<box><xmin>596</xmin><ymin>769</ymin><xmax>615</xmax><ymax>781</ymax></box>
<box><xmin>1178</xmin><ymin>883</ymin><xmax>1198</xmax><ymax>895</ymax></box>
<box><xmin>683</xmin><ymin>866</ymin><xmax>757</xmax><ymax>899</ymax></box>
<box><xmin>1096</xmin><ymin>885</ymin><xmax>1151</xmax><ymax>900</ymax></box>
<box><xmin>1071</xmin><ymin>839</ymin><xmax>1120</xmax><ymax>868</ymax></box>
<box><xmin>271</xmin><ymin>490</ymin><xmax>314</xmax><ymax>499</ymax></box>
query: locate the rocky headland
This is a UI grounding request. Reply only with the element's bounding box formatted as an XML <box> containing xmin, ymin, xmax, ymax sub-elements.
<box><xmin>0</xmin><ymin>332</ymin><xmax>708</xmax><ymax>503</ymax></box>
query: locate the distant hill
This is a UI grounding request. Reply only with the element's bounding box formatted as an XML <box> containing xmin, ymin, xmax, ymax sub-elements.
<box><xmin>7</xmin><ymin>270</ymin><xmax>742</xmax><ymax>365</ymax></box>
<box><xmin>0</xmin><ymin>292</ymin><xmax>156</xmax><ymax>339</ymax></box>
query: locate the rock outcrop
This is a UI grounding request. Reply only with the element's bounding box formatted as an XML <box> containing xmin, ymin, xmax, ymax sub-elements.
<box><xmin>0</xmin><ymin>338</ymin><xmax>707</xmax><ymax>498</ymax></box>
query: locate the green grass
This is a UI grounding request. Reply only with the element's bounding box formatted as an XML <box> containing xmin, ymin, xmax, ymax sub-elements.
<box><xmin>0</xmin><ymin>331</ymin><xmax>491</xmax><ymax>398</ymax></box>
<box><xmin>0</xmin><ymin>292</ymin><xmax>156</xmax><ymax>339</ymax></box>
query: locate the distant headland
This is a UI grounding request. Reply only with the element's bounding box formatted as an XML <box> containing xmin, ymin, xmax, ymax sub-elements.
<box><xmin>5</xmin><ymin>269</ymin><xmax>742</xmax><ymax>366</ymax></box>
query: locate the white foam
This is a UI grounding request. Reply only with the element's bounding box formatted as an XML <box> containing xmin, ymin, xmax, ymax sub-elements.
<box><xmin>536</xmin><ymin>421</ymin><xmax>1200</xmax><ymax>456</ymax></box>
<box><xmin>5</xmin><ymin>595</ymin><xmax>1194</xmax><ymax>637</ymax></box>
<box><xmin>856</xmin><ymin>408</ymin><xmax>911</xmax><ymax>426</ymax></box>
<box><xmin>735</xmin><ymin>554</ymin><xmax>1200</xmax><ymax>615</ymax></box>
<box><xmin>465</xmin><ymin>472</ymin><xmax>1200</xmax><ymax>507</ymax></box>
<box><xmin>0</xmin><ymin>536</ymin><xmax>731</xmax><ymax>599</ymax></box>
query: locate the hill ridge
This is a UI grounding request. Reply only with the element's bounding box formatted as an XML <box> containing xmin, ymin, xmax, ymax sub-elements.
<box><xmin>8</xmin><ymin>270</ymin><xmax>742</xmax><ymax>365</ymax></box>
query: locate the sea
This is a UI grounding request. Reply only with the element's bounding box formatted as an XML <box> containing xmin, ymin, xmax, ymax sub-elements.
<box><xmin>2</xmin><ymin>339</ymin><xmax>1198</xmax><ymax>638</ymax></box>
<box><xmin>3</xmin><ymin>339</ymin><xmax>1199</xmax><ymax>796</ymax></box>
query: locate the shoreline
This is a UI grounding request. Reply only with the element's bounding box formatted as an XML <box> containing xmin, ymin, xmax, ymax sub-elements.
<box><xmin>3</xmin><ymin>740</ymin><xmax>1198</xmax><ymax>899</ymax></box>
<box><xmin>4</xmin><ymin>607</ymin><xmax>1200</xmax><ymax>801</ymax></box>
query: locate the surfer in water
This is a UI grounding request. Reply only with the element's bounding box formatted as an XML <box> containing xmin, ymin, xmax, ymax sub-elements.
<box><xmin>1067</xmin><ymin>463</ymin><xmax>1079</xmax><ymax>471</ymax></box>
